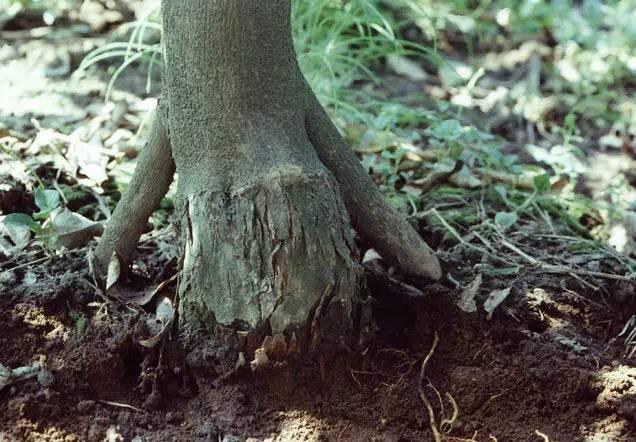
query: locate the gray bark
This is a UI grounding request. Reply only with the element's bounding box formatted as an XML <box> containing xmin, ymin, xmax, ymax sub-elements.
<box><xmin>161</xmin><ymin>0</ymin><xmax>363</xmax><ymax>351</ymax></box>
<box><xmin>94</xmin><ymin>104</ymin><xmax>174</xmax><ymax>273</ymax></box>
<box><xmin>304</xmin><ymin>90</ymin><xmax>442</xmax><ymax>281</ymax></box>
<box><xmin>96</xmin><ymin>0</ymin><xmax>441</xmax><ymax>357</ymax></box>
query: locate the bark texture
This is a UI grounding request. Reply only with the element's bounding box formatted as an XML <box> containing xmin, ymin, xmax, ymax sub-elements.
<box><xmin>178</xmin><ymin>171</ymin><xmax>361</xmax><ymax>339</ymax></box>
<box><xmin>96</xmin><ymin>0</ymin><xmax>441</xmax><ymax>354</ymax></box>
<box><xmin>161</xmin><ymin>0</ymin><xmax>363</xmax><ymax>348</ymax></box>
<box><xmin>304</xmin><ymin>90</ymin><xmax>442</xmax><ymax>281</ymax></box>
<box><xmin>94</xmin><ymin>104</ymin><xmax>174</xmax><ymax>273</ymax></box>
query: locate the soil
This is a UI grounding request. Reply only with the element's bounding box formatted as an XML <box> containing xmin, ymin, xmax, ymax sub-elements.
<box><xmin>2</xmin><ymin>5</ymin><xmax>636</xmax><ymax>442</ymax></box>
<box><xmin>2</xmin><ymin>247</ymin><xmax>636</xmax><ymax>442</ymax></box>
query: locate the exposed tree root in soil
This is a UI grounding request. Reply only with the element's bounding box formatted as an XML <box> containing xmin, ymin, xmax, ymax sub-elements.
<box><xmin>419</xmin><ymin>331</ymin><xmax>442</xmax><ymax>442</ymax></box>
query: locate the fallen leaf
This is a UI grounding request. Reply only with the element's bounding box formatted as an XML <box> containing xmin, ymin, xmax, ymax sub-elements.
<box><xmin>457</xmin><ymin>274</ymin><xmax>482</xmax><ymax>313</ymax></box>
<box><xmin>0</xmin><ymin>214</ymin><xmax>33</xmax><ymax>251</ymax></box>
<box><xmin>483</xmin><ymin>287</ymin><xmax>512</xmax><ymax>320</ymax></box>
<box><xmin>386</xmin><ymin>54</ymin><xmax>428</xmax><ymax>81</ymax></box>
<box><xmin>250</xmin><ymin>348</ymin><xmax>269</xmax><ymax>372</ymax></box>
<box><xmin>106</xmin><ymin>253</ymin><xmax>121</xmax><ymax>290</ymax></box>
<box><xmin>50</xmin><ymin>208</ymin><xmax>104</xmax><ymax>249</ymax></box>
<box><xmin>127</xmin><ymin>273</ymin><xmax>178</xmax><ymax>306</ymax></box>
<box><xmin>362</xmin><ymin>248</ymin><xmax>382</xmax><ymax>263</ymax></box>
<box><xmin>155</xmin><ymin>297</ymin><xmax>175</xmax><ymax>326</ymax></box>
<box><xmin>139</xmin><ymin>297</ymin><xmax>175</xmax><ymax>349</ymax></box>
<box><xmin>67</xmin><ymin>138</ymin><xmax>109</xmax><ymax>184</ymax></box>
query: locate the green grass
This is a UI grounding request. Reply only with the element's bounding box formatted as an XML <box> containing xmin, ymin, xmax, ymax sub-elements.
<box><xmin>76</xmin><ymin>0</ymin><xmax>636</xmax><ymax>270</ymax></box>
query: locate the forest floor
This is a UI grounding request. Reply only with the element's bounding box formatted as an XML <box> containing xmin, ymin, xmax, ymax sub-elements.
<box><xmin>2</xmin><ymin>3</ymin><xmax>636</xmax><ymax>442</ymax></box>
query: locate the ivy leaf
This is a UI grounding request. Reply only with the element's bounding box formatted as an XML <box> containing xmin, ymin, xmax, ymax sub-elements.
<box><xmin>426</xmin><ymin>119</ymin><xmax>463</xmax><ymax>141</ymax></box>
<box><xmin>1</xmin><ymin>213</ymin><xmax>38</xmax><ymax>250</ymax></box>
<box><xmin>495</xmin><ymin>211</ymin><xmax>518</xmax><ymax>230</ymax></box>
<box><xmin>34</xmin><ymin>189</ymin><xmax>61</xmax><ymax>220</ymax></box>
<box><xmin>3</xmin><ymin>213</ymin><xmax>39</xmax><ymax>231</ymax></box>
<box><xmin>493</xmin><ymin>184</ymin><xmax>508</xmax><ymax>202</ymax></box>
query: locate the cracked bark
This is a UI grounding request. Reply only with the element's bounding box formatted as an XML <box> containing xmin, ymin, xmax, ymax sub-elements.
<box><xmin>95</xmin><ymin>0</ymin><xmax>441</xmax><ymax>356</ymax></box>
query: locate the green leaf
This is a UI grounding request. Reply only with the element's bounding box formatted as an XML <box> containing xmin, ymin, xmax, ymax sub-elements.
<box><xmin>34</xmin><ymin>189</ymin><xmax>61</xmax><ymax>220</ymax></box>
<box><xmin>3</xmin><ymin>213</ymin><xmax>39</xmax><ymax>231</ymax></box>
<box><xmin>493</xmin><ymin>184</ymin><xmax>508</xmax><ymax>201</ymax></box>
<box><xmin>495</xmin><ymin>211</ymin><xmax>518</xmax><ymax>230</ymax></box>
<box><xmin>426</xmin><ymin>119</ymin><xmax>463</xmax><ymax>141</ymax></box>
<box><xmin>533</xmin><ymin>174</ymin><xmax>551</xmax><ymax>193</ymax></box>
<box><xmin>34</xmin><ymin>189</ymin><xmax>60</xmax><ymax>212</ymax></box>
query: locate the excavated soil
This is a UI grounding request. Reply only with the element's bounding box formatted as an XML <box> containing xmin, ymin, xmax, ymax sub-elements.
<box><xmin>1</xmin><ymin>247</ymin><xmax>636</xmax><ymax>442</ymax></box>
<box><xmin>2</xmin><ymin>5</ymin><xmax>636</xmax><ymax>442</ymax></box>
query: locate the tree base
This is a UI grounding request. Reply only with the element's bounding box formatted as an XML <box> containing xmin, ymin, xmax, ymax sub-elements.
<box><xmin>178</xmin><ymin>168</ymin><xmax>364</xmax><ymax>355</ymax></box>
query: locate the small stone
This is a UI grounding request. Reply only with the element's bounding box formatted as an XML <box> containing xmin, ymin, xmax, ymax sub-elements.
<box><xmin>222</xmin><ymin>435</ymin><xmax>241</xmax><ymax>442</ymax></box>
<box><xmin>0</xmin><ymin>270</ymin><xmax>16</xmax><ymax>285</ymax></box>
<box><xmin>165</xmin><ymin>411</ymin><xmax>182</xmax><ymax>424</ymax></box>
<box><xmin>77</xmin><ymin>400</ymin><xmax>96</xmax><ymax>414</ymax></box>
<box><xmin>37</xmin><ymin>369</ymin><xmax>55</xmax><ymax>387</ymax></box>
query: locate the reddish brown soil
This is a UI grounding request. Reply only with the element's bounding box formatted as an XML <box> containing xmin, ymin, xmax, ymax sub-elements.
<box><xmin>1</xmin><ymin>251</ymin><xmax>635</xmax><ymax>442</ymax></box>
<box><xmin>2</xmin><ymin>6</ymin><xmax>636</xmax><ymax>442</ymax></box>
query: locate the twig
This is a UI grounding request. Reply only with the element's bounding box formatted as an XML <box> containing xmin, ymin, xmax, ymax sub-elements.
<box><xmin>97</xmin><ymin>400</ymin><xmax>146</xmax><ymax>413</ymax></box>
<box><xmin>535</xmin><ymin>430</ymin><xmax>550</xmax><ymax>442</ymax></box>
<box><xmin>422</xmin><ymin>209</ymin><xmax>510</xmax><ymax>265</ymax></box>
<box><xmin>500</xmin><ymin>238</ymin><xmax>635</xmax><ymax>282</ymax></box>
<box><xmin>419</xmin><ymin>331</ymin><xmax>442</xmax><ymax>442</ymax></box>
<box><xmin>0</xmin><ymin>256</ymin><xmax>51</xmax><ymax>275</ymax></box>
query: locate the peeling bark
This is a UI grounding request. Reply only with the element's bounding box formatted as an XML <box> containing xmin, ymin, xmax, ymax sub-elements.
<box><xmin>178</xmin><ymin>171</ymin><xmax>361</xmax><ymax>350</ymax></box>
<box><xmin>161</xmin><ymin>0</ymin><xmax>365</xmax><ymax>351</ymax></box>
<box><xmin>95</xmin><ymin>0</ymin><xmax>442</xmax><ymax>359</ymax></box>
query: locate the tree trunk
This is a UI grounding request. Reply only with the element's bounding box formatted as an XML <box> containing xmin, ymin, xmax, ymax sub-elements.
<box><xmin>162</xmin><ymin>0</ymin><xmax>364</xmax><ymax>352</ymax></box>
<box><xmin>96</xmin><ymin>0</ymin><xmax>441</xmax><ymax>361</ymax></box>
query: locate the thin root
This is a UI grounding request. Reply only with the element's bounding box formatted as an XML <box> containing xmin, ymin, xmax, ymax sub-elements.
<box><xmin>419</xmin><ymin>331</ymin><xmax>442</xmax><ymax>442</ymax></box>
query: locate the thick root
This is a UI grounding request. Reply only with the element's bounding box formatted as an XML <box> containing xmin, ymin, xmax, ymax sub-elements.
<box><xmin>304</xmin><ymin>89</ymin><xmax>442</xmax><ymax>281</ymax></box>
<box><xmin>94</xmin><ymin>103</ymin><xmax>175</xmax><ymax>274</ymax></box>
<box><xmin>178</xmin><ymin>169</ymin><xmax>363</xmax><ymax>352</ymax></box>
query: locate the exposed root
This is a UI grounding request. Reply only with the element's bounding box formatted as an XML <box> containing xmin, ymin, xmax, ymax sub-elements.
<box><xmin>304</xmin><ymin>88</ymin><xmax>442</xmax><ymax>281</ymax></box>
<box><xmin>94</xmin><ymin>102</ymin><xmax>175</xmax><ymax>276</ymax></box>
<box><xmin>419</xmin><ymin>331</ymin><xmax>442</xmax><ymax>442</ymax></box>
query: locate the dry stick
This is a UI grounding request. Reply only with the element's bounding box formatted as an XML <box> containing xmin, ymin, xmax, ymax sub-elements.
<box><xmin>423</xmin><ymin>208</ymin><xmax>511</xmax><ymax>266</ymax></box>
<box><xmin>419</xmin><ymin>331</ymin><xmax>442</xmax><ymax>442</ymax></box>
<box><xmin>0</xmin><ymin>256</ymin><xmax>51</xmax><ymax>275</ymax></box>
<box><xmin>96</xmin><ymin>400</ymin><xmax>146</xmax><ymax>414</ymax></box>
<box><xmin>304</xmin><ymin>89</ymin><xmax>442</xmax><ymax>281</ymax></box>
<box><xmin>499</xmin><ymin>238</ymin><xmax>635</xmax><ymax>282</ymax></box>
<box><xmin>94</xmin><ymin>103</ymin><xmax>175</xmax><ymax>274</ymax></box>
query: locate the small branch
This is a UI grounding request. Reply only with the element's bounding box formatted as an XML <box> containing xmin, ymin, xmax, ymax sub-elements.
<box><xmin>364</xmin><ymin>262</ymin><xmax>427</xmax><ymax>304</ymax></box>
<box><xmin>500</xmin><ymin>238</ymin><xmax>635</xmax><ymax>282</ymax></box>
